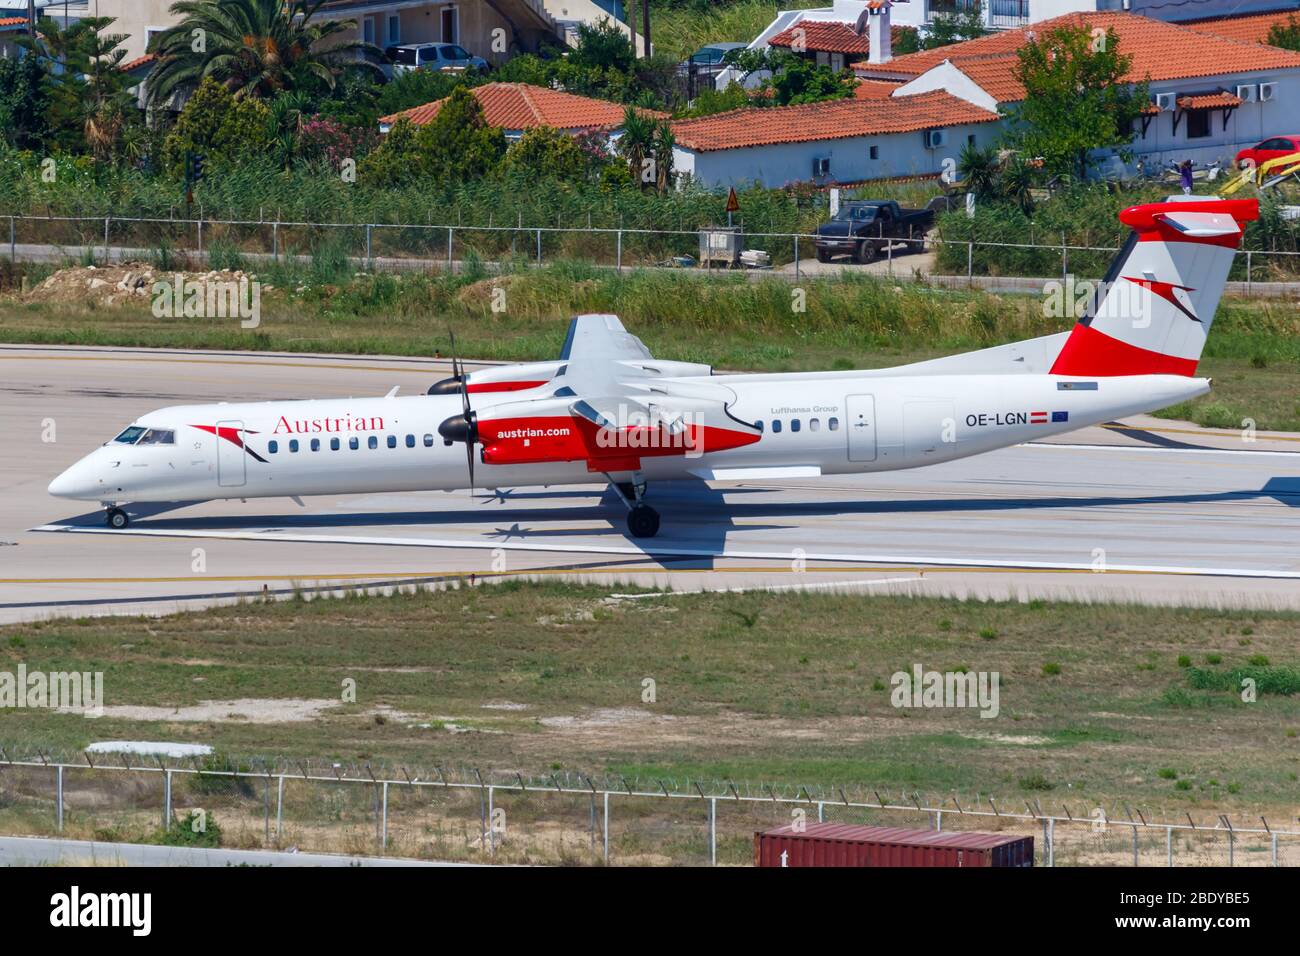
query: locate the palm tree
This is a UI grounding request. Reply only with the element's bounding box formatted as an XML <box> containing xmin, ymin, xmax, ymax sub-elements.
<box><xmin>617</xmin><ymin>106</ymin><xmax>655</xmax><ymax>189</ymax></box>
<box><xmin>147</xmin><ymin>0</ymin><xmax>380</xmax><ymax>106</ymax></box>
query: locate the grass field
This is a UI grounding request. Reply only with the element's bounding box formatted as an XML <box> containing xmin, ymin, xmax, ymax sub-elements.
<box><xmin>650</xmin><ymin>0</ymin><xmax>821</xmax><ymax>59</ymax></box>
<box><xmin>3</xmin><ymin>583</ymin><xmax>1298</xmax><ymax>819</ymax></box>
<box><xmin>3</xmin><ymin>260</ymin><xmax>1299</xmax><ymax>431</ymax></box>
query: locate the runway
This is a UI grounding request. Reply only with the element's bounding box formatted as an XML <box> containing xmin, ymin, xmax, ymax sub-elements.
<box><xmin>3</xmin><ymin>344</ymin><xmax>1299</xmax><ymax>622</ymax></box>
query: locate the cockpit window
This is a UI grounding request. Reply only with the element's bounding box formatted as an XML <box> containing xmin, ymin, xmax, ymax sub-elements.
<box><xmin>112</xmin><ymin>426</ymin><xmax>147</xmax><ymax>444</ymax></box>
<box><xmin>137</xmin><ymin>428</ymin><xmax>175</xmax><ymax>445</ymax></box>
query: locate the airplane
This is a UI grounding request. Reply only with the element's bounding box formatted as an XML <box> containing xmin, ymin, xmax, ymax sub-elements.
<box><xmin>48</xmin><ymin>196</ymin><xmax>1258</xmax><ymax>539</ymax></box>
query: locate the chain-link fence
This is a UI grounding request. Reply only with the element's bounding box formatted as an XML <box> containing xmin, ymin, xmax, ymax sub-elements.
<box><xmin>1</xmin><ymin>750</ymin><xmax>1295</xmax><ymax>866</ymax></box>
<box><xmin>5</xmin><ymin>213</ymin><xmax>1299</xmax><ymax>288</ymax></box>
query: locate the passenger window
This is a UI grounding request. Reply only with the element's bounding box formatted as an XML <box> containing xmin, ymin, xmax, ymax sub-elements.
<box><xmin>829</xmin><ymin>417</ymin><xmax>840</xmax><ymax>431</ymax></box>
<box><xmin>387</xmin><ymin>435</ymin><xmax>397</xmax><ymax>449</ymax></box>
<box><xmin>311</xmin><ymin>438</ymin><xmax>320</xmax><ymax>451</ymax></box>
<box><xmin>268</xmin><ymin>440</ymin><xmax>279</xmax><ymax>454</ymax></box>
<box><xmin>754</xmin><ymin>421</ymin><xmax>763</xmax><ymax>432</ymax></box>
<box><xmin>368</xmin><ymin>436</ymin><xmax>378</xmax><ymax>450</ymax></box>
<box><xmin>772</xmin><ymin>420</ymin><xmax>782</xmax><ymax>433</ymax></box>
<box><xmin>791</xmin><ymin>419</ymin><xmax>801</xmax><ymax>432</ymax></box>
<box><xmin>810</xmin><ymin>418</ymin><xmax>820</xmax><ymax>431</ymax></box>
<box><xmin>349</xmin><ymin>437</ymin><xmax>359</xmax><ymax>450</ymax></box>
<box><xmin>405</xmin><ymin>434</ymin><xmax>414</xmax><ymax>448</ymax></box>
<box><xmin>289</xmin><ymin>439</ymin><xmax>299</xmax><ymax>453</ymax></box>
<box><xmin>423</xmin><ymin>434</ymin><xmax>434</xmax><ymax>447</ymax></box>
<box><xmin>330</xmin><ymin>437</ymin><xmax>340</xmax><ymax>451</ymax></box>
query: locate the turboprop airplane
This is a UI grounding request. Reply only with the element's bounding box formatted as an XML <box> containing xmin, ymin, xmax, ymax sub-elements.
<box><xmin>48</xmin><ymin>196</ymin><xmax>1257</xmax><ymax>538</ymax></box>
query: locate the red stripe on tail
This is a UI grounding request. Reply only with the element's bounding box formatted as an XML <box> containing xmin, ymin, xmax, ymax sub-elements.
<box><xmin>1049</xmin><ymin>324</ymin><xmax>1199</xmax><ymax>377</ymax></box>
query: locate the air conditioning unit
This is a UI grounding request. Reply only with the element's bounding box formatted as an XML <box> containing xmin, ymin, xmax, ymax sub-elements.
<box><xmin>1259</xmin><ymin>81</ymin><xmax>1278</xmax><ymax>102</ymax></box>
<box><xmin>1154</xmin><ymin>92</ymin><xmax>1176</xmax><ymax>112</ymax></box>
<box><xmin>811</xmin><ymin>156</ymin><xmax>830</xmax><ymax>178</ymax></box>
<box><xmin>1235</xmin><ymin>84</ymin><xmax>1258</xmax><ymax>103</ymax></box>
<box><xmin>924</xmin><ymin>129</ymin><xmax>947</xmax><ymax>149</ymax></box>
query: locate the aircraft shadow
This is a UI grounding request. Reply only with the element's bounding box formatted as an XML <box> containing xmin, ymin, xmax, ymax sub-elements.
<box><xmin>41</xmin><ymin>479</ymin><xmax>1298</xmax><ymax>568</ymax></box>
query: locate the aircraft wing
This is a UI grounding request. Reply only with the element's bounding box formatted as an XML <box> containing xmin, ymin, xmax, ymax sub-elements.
<box><xmin>465</xmin><ymin>315</ymin><xmax>761</xmax><ymax>473</ymax></box>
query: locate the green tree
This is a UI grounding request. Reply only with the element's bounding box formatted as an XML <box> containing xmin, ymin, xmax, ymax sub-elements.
<box><xmin>0</xmin><ymin>53</ymin><xmax>50</xmax><ymax>151</ymax></box>
<box><xmin>163</xmin><ymin>76</ymin><xmax>273</xmax><ymax>177</ymax></box>
<box><xmin>22</xmin><ymin>16</ymin><xmax>136</xmax><ymax>161</ymax></box>
<box><xmin>502</xmin><ymin>126</ymin><xmax>588</xmax><ymax>183</ymax></box>
<box><xmin>147</xmin><ymin>0</ymin><xmax>379</xmax><ymax>106</ymax></box>
<box><xmin>1002</xmin><ymin>24</ymin><xmax>1148</xmax><ymax>180</ymax></box>
<box><xmin>723</xmin><ymin>48</ymin><xmax>854</xmax><ymax>107</ymax></box>
<box><xmin>360</xmin><ymin>87</ymin><xmax>506</xmax><ymax>186</ymax></box>
<box><xmin>1266</xmin><ymin>14</ymin><xmax>1300</xmax><ymax>51</ymax></box>
<box><xmin>923</xmin><ymin>9</ymin><xmax>989</xmax><ymax>48</ymax></box>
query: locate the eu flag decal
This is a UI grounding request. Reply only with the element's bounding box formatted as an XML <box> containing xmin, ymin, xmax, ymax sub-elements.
<box><xmin>1052</xmin><ymin>411</ymin><xmax>1069</xmax><ymax>423</ymax></box>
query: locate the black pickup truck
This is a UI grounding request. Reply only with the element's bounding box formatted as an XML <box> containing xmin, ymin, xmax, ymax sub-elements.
<box><xmin>812</xmin><ymin>197</ymin><xmax>948</xmax><ymax>264</ymax></box>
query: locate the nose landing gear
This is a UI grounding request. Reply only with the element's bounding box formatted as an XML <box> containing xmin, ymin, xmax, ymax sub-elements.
<box><xmin>105</xmin><ymin>506</ymin><xmax>130</xmax><ymax>530</ymax></box>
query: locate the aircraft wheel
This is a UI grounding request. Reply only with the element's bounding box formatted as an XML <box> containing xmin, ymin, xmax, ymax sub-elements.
<box><xmin>106</xmin><ymin>507</ymin><xmax>129</xmax><ymax>530</ymax></box>
<box><xmin>627</xmin><ymin>505</ymin><xmax>660</xmax><ymax>539</ymax></box>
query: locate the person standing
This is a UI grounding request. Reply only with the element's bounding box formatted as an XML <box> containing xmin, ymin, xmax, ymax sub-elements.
<box><xmin>1179</xmin><ymin>159</ymin><xmax>1194</xmax><ymax>195</ymax></box>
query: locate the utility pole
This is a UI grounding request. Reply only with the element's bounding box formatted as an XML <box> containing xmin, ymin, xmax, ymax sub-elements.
<box><xmin>27</xmin><ymin>0</ymin><xmax>36</xmax><ymax>37</ymax></box>
<box><xmin>641</xmin><ymin>0</ymin><xmax>650</xmax><ymax>58</ymax></box>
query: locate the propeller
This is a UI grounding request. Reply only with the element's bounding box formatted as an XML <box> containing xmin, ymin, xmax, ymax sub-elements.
<box><xmin>428</xmin><ymin>333</ymin><xmax>466</xmax><ymax>394</ymax></box>
<box><xmin>436</xmin><ymin>330</ymin><xmax>478</xmax><ymax>492</ymax></box>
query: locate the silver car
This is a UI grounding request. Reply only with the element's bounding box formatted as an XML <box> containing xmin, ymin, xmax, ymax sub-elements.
<box><xmin>385</xmin><ymin>43</ymin><xmax>488</xmax><ymax>75</ymax></box>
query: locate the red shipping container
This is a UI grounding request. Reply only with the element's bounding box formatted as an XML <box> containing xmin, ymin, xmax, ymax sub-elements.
<box><xmin>754</xmin><ymin>822</ymin><xmax>1034</xmax><ymax>867</ymax></box>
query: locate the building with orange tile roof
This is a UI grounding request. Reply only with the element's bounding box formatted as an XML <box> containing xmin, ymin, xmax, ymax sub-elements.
<box><xmin>855</xmin><ymin>10</ymin><xmax>1300</xmax><ymax>174</ymax></box>
<box><xmin>671</xmin><ymin>89</ymin><xmax>1000</xmax><ymax>188</ymax></box>
<box><xmin>378</xmin><ymin>83</ymin><xmax>665</xmax><ymax>138</ymax></box>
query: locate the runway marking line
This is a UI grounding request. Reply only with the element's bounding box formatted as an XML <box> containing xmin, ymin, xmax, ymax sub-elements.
<box><xmin>0</xmin><ymin>355</ymin><xmax>434</xmax><ymax>374</ymax></box>
<box><xmin>4</xmin><ymin>563</ymin><xmax>1297</xmax><ymax>586</ymax></box>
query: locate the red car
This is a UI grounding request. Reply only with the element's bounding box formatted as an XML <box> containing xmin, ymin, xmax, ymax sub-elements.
<box><xmin>1235</xmin><ymin>135</ymin><xmax>1300</xmax><ymax>169</ymax></box>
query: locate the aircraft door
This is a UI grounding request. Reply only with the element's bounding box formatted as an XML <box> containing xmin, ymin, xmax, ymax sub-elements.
<box><xmin>845</xmin><ymin>394</ymin><xmax>877</xmax><ymax>462</ymax></box>
<box><xmin>215</xmin><ymin>420</ymin><xmax>247</xmax><ymax>488</ymax></box>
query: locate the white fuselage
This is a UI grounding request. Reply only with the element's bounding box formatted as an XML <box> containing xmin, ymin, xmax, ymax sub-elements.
<box><xmin>48</xmin><ymin>370</ymin><xmax>1210</xmax><ymax>505</ymax></box>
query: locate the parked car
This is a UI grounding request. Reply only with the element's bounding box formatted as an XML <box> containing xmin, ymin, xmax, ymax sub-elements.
<box><xmin>680</xmin><ymin>41</ymin><xmax>748</xmax><ymax>76</ymax></box>
<box><xmin>1235</xmin><ymin>135</ymin><xmax>1300</xmax><ymax>169</ymax></box>
<box><xmin>385</xmin><ymin>43</ymin><xmax>488</xmax><ymax>76</ymax></box>
<box><xmin>813</xmin><ymin>198</ymin><xmax>947</xmax><ymax>264</ymax></box>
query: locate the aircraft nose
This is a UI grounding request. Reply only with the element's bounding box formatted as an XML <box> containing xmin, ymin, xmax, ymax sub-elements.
<box><xmin>48</xmin><ymin>459</ymin><xmax>97</xmax><ymax>499</ymax></box>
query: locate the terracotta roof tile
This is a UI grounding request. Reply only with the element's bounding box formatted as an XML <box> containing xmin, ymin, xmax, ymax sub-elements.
<box><xmin>854</xmin><ymin>11</ymin><xmax>1300</xmax><ymax>92</ymax></box>
<box><xmin>670</xmin><ymin>89</ymin><xmax>998</xmax><ymax>152</ymax></box>
<box><xmin>1177</xmin><ymin>91</ymin><xmax>1243</xmax><ymax>109</ymax></box>
<box><xmin>853</xmin><ymin>78</ymin><xmax>903</xmax><ymax>99</ymax></box>
<box><xmin>767</xmin><ymin>21</ymin><xmax>907</xmax><ymax>55</ymax></box>
<box><xmin>0</xmin><ymin>16</ymin><xmax>28</xmax><ymax>28</ymax></box>
<box><xmin>1186</xmin><ymin>8</ymin><xmax>1300</xmax><ymax>46</ymax></box>
<box><xmin>379</xmin><ymin>83</ymin><xmax>665</xmax><ymax>131</ymax></box>
<box><xmin>120</xmin><ymin>53</ymin><xmax>157</xmax><ymax>72</ymax></box>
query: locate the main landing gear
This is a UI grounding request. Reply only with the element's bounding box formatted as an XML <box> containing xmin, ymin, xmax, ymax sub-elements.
<box><xmin>608</xmin><ymin>475</ymin><xmax>659</xmax><ymax>538</ymax></box>
<box><xmin>105</xmin><ymin>506</ymin><xmax>130</xmax><ymax>529</ymax></box>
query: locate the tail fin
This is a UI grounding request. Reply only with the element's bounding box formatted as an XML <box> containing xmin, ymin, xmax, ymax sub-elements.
<box><xmin>1049</xmin><ymin>197</ymin><xmax>1258</xmax><ymax>377</ymax></box>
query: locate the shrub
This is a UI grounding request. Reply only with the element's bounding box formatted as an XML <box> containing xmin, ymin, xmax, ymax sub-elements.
<box><xmin>1041</xmin><ymin>662</ymin><xmax>1061</xmax><ymax>676</ymax></box>
<box><xmin>163</xmin><ymin>77</ymin><xmax>273</xmax><ymax>179</ymax></box>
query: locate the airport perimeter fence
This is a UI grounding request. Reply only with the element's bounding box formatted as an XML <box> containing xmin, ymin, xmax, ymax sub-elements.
<box><xmin>1</xmin><ymin>748</ymin><xmax>1297</xmax><ymax>867</ymax></box>
<box><xmin>4</xmin><ymin>213</ymin><xmax>1299</xmax><ymax>290</ymax></box>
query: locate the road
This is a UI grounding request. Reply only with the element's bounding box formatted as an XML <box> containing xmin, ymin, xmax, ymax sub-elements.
<box><xmin>7</xmin><ymin>239</ymin><xmax>1300</xmax><ymax>296</ymax></box>
<box><xmin>2</xmin><ymin>343</ymin><xmax>1298</xmax><ymax>623</ymax></box>
<box><xmin>0</xmin><ymin>834</ymin><xmax>466</xmax><ymax>866</ymax></box>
